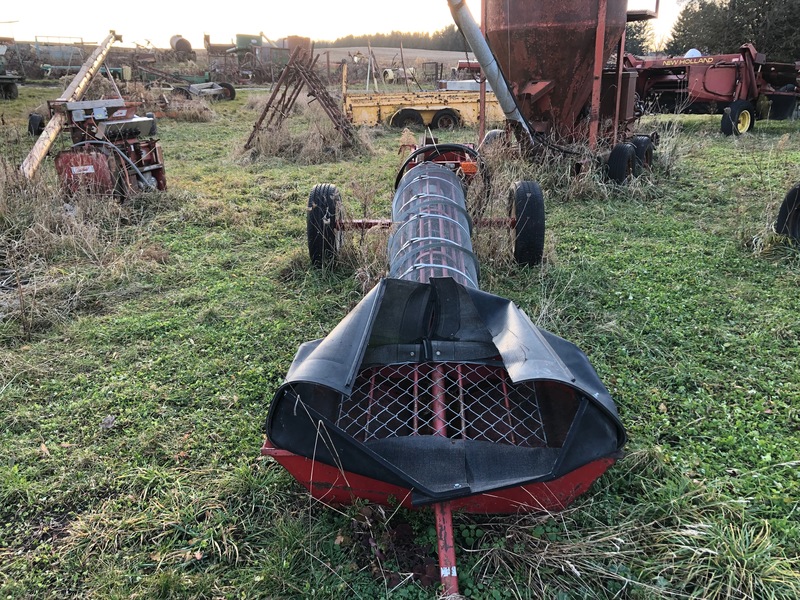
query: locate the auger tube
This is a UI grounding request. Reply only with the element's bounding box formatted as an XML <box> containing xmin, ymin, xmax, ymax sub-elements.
<box><xmin>446</xmin><ymin>0</ymin><xmax>535</xmax><ymax>146</ymax></box>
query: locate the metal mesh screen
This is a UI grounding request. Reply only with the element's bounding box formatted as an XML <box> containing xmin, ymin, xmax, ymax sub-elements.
<box><xmin>389</xmin><ymin>162</ymin><xmax>480</xmax><ymax>289</ymax></box>
<box><xmin>336</xmin><ymin>362</ymin><xmax>548</xmax><ymax>448</ymax></box>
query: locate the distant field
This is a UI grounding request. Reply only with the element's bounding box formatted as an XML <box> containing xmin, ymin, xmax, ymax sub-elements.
<box><xmin>318</xmin><ymin>46</ymin><xmax>477</xmax><ymax>69</ymax></box>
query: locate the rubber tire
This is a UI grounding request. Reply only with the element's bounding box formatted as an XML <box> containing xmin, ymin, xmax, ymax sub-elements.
<box><xmin>432</xmin><ymin>108</ymin><xmax>460</xmax><ymax>130</ymax></box>
<box><xmin>145</xmin><ymin>112</ymin><xmax>157</xmax><ymax>136</ymax></box>
<box><xmin>307</xmin><ymin>183</ymin><xmax>343</xmax><ymax>267</ymax></box>
<box><xmin>630</xmin><ymin>135</ymin><xmax>654</xmax><ymax>173</ymax></box>
<box><xmin>510</xmin><ymin>181</ymin><xmax>545</xmax><ymax>266</ymax></box>
<box><xmin>607</xmin><ymin>143</ymin><xmax>637</xmax><ymax>184</ymax></box>
<box><xmin>390</xmin><ymin>108</ymin><xmax>424</xmax><ymax>129</ymax></box>
<box><xmin>1</xmin><ymin>83</ymin><xmax>18</xmax><ymax>100</ymax></box>
<box><xmin>218</xmin><ymin>82</ymin><xmax>236</xmax><ymax>101</ymax></box>
<box><xmin>28</xmin><ymin>113</ymin><xmax>45</xmax><ymax>137</ymax></box>
<box><xmin>721</xmin><ymin>99</ymin><xmax>756</xmax><ymax>136</ymax></box>
<box><xmin>775</xmin><ymin>183</ymin><xmax>800</xmax><ymax>243</ymax></box>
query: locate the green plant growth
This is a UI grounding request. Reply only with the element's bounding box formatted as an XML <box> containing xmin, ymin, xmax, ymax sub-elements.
<box><xmin>0</xmin><ymin>86</ymin><xmax>798</xmax><ymax>599</ymax></box>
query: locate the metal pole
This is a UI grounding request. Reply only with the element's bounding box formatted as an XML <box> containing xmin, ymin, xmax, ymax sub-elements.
<box><xmin>447</xmin><ymin>0</ymin><xmax>535</xmax><ymax>147</ymax></box>
<box><xmin>478</xmin><ymin>0</ymin><xmax>486</xmax><ymax>143</ymax></box>
<box><xmin>432</xmin><ymin>364</ymin><xmax>458</xmax><ymax>595</ymax></box>
<box><xmin>613</xmin><ymin>29</ymin><xmax>626</xmax><ymax>144</ymax></box>
<box><xmin>20</xmin><ymin>31</ymin><xmax>122</xmax><ymax>180</ymax></box>
<box><xmin>588</xmin><ymin>0</ymin><xmax>608</xmax><ymax>150</ymax></box>
<box><xmin>435</xmin><ymin>502</ymin><xmax>459</xmax><ymax>595</ymax></box>
<box><xmin>400</xmin><ymin>42</ymin><xmax>410</xmax><ymax>93</ymax></box>
<box><xmin>244</xmin><ymin>47</ymin><xmax>302</xmax><ymax>149</ymax></box>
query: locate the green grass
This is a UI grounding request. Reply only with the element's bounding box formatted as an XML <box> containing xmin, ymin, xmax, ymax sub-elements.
<box><xmin>1</xmin><ymin>86</ymin><xmax>799</xmax><ymax>599</ymax></box>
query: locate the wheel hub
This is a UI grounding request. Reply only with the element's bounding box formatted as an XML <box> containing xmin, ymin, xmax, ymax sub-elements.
<box><xmin>737</xmin><ymin>110</ymin><xmax>751</xmax><ymax>132</ymax></box>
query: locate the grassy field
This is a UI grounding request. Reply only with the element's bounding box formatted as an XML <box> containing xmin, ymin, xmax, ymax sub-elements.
<box><xmin>1</xmin><ymin>82</ymin><xmax>799</xmax><ymax>599</ymax></box>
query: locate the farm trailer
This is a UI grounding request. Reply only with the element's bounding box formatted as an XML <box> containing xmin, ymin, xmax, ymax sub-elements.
<box><xmin>624</xmin><ymin>44</ymin><xmax>800</xmax><ymax>135</ymax></box>
<box><xmin>343</xmin><ymin>86</ymin><xmax>505</xmax><ymax>129</ymax></box>
<box><xmin>0</xmin><ymin>41</ymin><xmax>24</xmax><ymax>99</ymax></box>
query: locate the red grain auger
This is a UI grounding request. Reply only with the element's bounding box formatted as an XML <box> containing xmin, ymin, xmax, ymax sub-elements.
<box><xmin>262</xmin><ymin>161</ymin><xmax>625</xmax><ymax>595</ymax></box>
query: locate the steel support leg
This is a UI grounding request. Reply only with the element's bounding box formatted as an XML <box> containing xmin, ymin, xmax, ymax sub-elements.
<box><xmin>435</xmin><ymin>501</ymin><xmax>459</xmax><ymax>595</ymax></box>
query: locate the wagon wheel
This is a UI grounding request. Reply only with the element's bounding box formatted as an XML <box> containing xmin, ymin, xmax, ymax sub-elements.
<box><xmin>607</xmin><ymin>143</ymin><xmax>636</xmax><ymax>184</ymax></box>
<box><xmin>307</xmin><ymin>183</ymin><xmax>344</xmax><ymax>267</ymax></box>
<box><xmin>509</xmin><ymin>180</ymin><xmax>545</xmax><ymax>266</ymax></box>
<box><xmin>390</xmin><ymin>108</ymin><xmax>424</xmax><ymax>129</ymax></box>
<box><xmin>721</xmin><ymin>100</ymin><xmax>755</xmax><ymax>136</ymax></box>
<box><xmin>432</xmin><ymin>108</ymin><xmax>460</xmax><ymax>130</ymax></box>
<box><xmin>630</xmin><ymin>135</ymin><xmax>654</xmax><ymax>172</ymax></box>
<box><xmin>775</xmin><ymin>183</ymin><xmax>800</xmax><ymax>243</ymax></box>
<box><xmin>217</xmin><ymin>82</ymin><xmax>236</xmax><ymax>101</ymax></box>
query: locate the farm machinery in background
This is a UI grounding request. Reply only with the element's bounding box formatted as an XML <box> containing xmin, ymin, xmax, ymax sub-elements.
<box><xmin>625</xmin><ymin>44</ymin><xmax>800</xmax><ymax>135</ymax></box>
<box><xmin>136</xmin><ymin>63</ymin><xmax>235</xmax><ymax>101</ymax></box>
<box><xmin>447</xmin><ymin>0</ymin><xmax>659</xmax><ymax>183</ymax></box>
<box><xmin>21</xmin><ymin>31</ymin><xmax>167</xmax><ymax>199</ymax></box>
<box><xmin>0</xmin><ymin>38</ymin><xmax>25</xmax><ymax>99</ymax></box>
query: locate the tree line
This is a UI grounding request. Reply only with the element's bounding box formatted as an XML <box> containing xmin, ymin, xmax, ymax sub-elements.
<box><xmin>666</xmin><ymin>0</ymin><xmax>800</xmax><ymax>62</ymax></box>
<box><xmin>316</xmin><ymin>25</ymin><xmax>470</xmax><ymax>53</ymax></box>
<box><xmin>318</xmin><ymin>1</ymin><xmax>800</xmax><ymax>62</ymax></box>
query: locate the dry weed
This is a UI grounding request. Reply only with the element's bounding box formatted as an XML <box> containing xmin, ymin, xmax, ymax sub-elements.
<box><xmin>243</xmin><ymin>98</ymin><xmax>368</xmax><ymax>164</ymax></box>
<box><xmin>1</xmin><ymin>157</ymin><xmax>174</xmax><ymax>342</ymax></box>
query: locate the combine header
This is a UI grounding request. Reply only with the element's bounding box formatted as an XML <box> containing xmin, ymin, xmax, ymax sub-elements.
<box><xmin>262</xmin><ymin>161</ymin><xmax>625</xmax><ymax>595</ymax></box>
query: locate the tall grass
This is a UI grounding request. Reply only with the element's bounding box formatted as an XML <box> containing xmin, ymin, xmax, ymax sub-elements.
<box><xmin>242</xmin><ymin>97</ymin><xmax>372</xmax><ymax>165</ymax></box>
<box><xmin>0</xmin><ymin>156</ymin><xmax>179</xmax><ymax>343</ymax></box>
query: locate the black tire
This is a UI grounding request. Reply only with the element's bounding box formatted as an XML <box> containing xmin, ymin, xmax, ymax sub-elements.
<box><xmin>307</xmin><ymin>184</ymin><xmax>343</xmax><ymax>267</ymax></box>
<box><xmin>510</xmin><ymin>181</ymin><xmax>545</xmax><ymax>266</ymax></box>
<box><xmin>630</xmin><ymin>135</ymin><xmax>654</xmax><ymax>173</ymax></box>
<box><xmin>390</xmin><ymin>108</ymin><xmax>424</xmax><ymax>129</ymax></box>
<box><xmin>28</xmin><ymin>113</ymin><xmax>45</xmax><ymax>137</ymax></box>
<box><xmin>607</xmin><ymin>143</ymin><xmax>636</xmax><ymax>184</ymax></box>
<box><xmin>721</xmin><ymin>99</ymin><xmax>755</xmax><ymax>136</ymax></box>
<box><xmin>1</xmin><ymin>83</ymin><xmax>19</xmax><ymax>100</ymax></box>
<box><xmin>218</xmin><ymin>82</ymin><xmax>236</xmax><ymax>101</ymax></box>
<box><xmin>144</xmin><ymin>112</ymin><xmax>157</xmax><ymax>136</ymax></box>
<box><xmin>775</xmin><ymin>184</ymin><xmax>800</xmax><ymax>243</ymax></box>
<box><xmin>431</xmin><ymin>108</ymin><xmax>460</xmax><ymax>130</ymax></box>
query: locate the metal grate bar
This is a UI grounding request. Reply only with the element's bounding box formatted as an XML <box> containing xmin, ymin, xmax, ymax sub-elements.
<box><xmin>336</xmin><ymin>362</ymin><xmax>548</xmax><ymax>448</ymax></box>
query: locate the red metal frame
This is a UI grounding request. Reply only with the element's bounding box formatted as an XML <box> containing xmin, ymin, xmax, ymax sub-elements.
<box><xmin>624</xmin><ymin>43</ymin><xmax>800</xmax><ymax>109</ymax></box>
<box><xmin>262</xmin><ymin>439</ymin><xmax>615</xmax><ymax>513</ymax></box>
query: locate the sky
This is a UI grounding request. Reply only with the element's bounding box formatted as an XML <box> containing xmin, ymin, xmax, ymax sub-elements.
<box><xmin>2</xmin><ymin>0</ymin><xmax>680</xmax><ymax>50</ymax></box>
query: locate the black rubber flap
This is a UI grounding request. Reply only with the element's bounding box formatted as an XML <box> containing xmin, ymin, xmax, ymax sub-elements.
<box><xmin>267</xmin><ymin>276</ymin><xmax>626</xmax><ymax>501</ymax></box>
